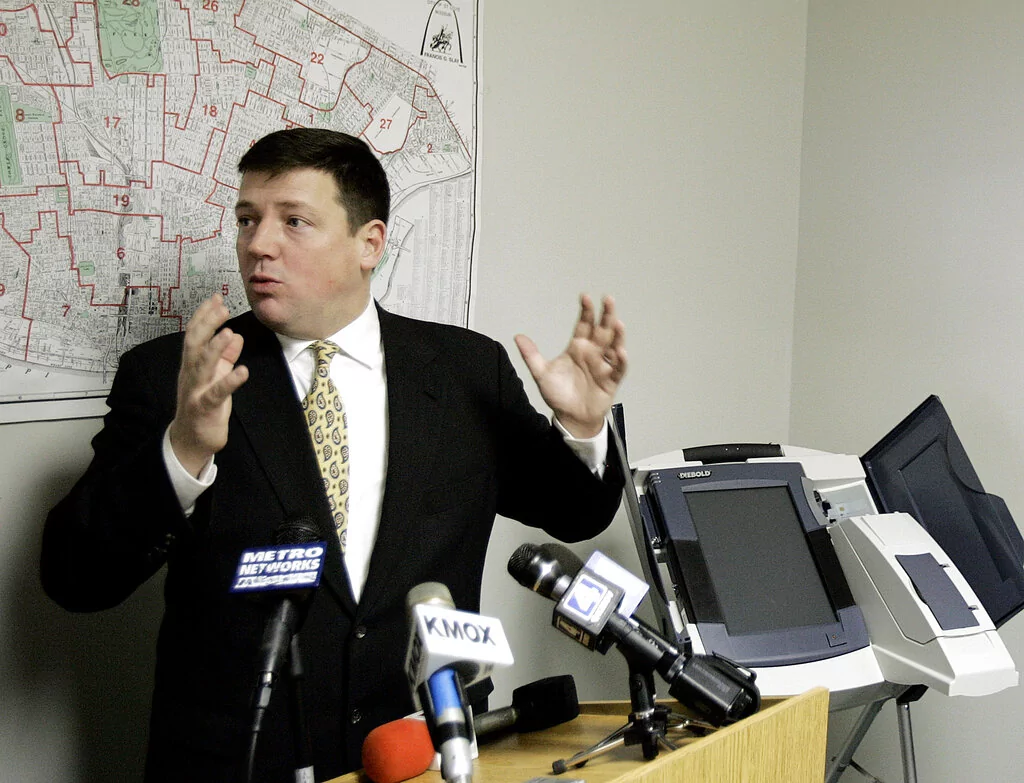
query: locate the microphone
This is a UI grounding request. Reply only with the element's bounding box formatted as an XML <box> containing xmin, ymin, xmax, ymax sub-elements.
<box><xmin>361</xmin><ymin>718</ymin><xmax>435</xmax><ymax>783</ymax></box>
<box><xmin>361</xmin><ymin>673</ymin><xmax>578</xmax><ymax>783</ymax></box>
<box><xmin>404</xmin><ymin>583</ymin><xmax>514</xmax><ymax>783</ymax></box>
<box><xmin>405</xmin><ymin>584</ymin><xmax>471</xmax><ymax>783</ymax></box>
<box><xmin>229</xmin><ymin>519</ymin><xmax>327</xmax><ymax>782</ymax></box>
<box><xmin>473</xmin><ymin>674</ymin><xmax>579</xmax><ymax>741</ymax></box>
<box><xmin>362</xmin><ymin>673</ymin><xmax>578</xmax><ymax>781</ymax></box>
<box><xmin>251</xmin><ymin>520</ymin><xmax>325</xmax><ymax>721</ymax></box>
<box><xmin>426</xmin><ymin>667</ymin><xmax>472</xmax><ymax>783</ymax></box>
<box><xmin>508</xmin><ymin>543</ymin><xmax>760</xmax><ymax>726</ymax></box>
<box><xmin>506</xmin><ymin>542</ymin><xmax>581</xmax><ymax>600</ymax></box>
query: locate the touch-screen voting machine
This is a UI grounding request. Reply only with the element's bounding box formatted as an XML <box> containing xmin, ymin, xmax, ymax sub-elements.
<box><xmin>612</xmin><ymin>396</ymin><xmax>1022</xmax><ymax>783</ymax></box>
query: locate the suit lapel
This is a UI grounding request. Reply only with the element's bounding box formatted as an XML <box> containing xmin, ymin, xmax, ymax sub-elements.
<box><xmin>357</xmin><ymin>306</ymin><xmax>444</xmax><ymax>618</ymax></box>
<box><xmin>230</xmin><ymin>313</ymin><xmax>358</xmax><ymax>614</ymax></box>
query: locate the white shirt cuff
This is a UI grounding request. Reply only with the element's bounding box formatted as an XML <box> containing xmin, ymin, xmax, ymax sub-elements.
<box><xmin>162</xmin><ymin>427</ymin><xmax>217</xmax><ymax>516</ymax></box>
<box><xmin>553</xmin><ymin>417</ymin><xmax>608</xmax><ymax>479</ymax></box>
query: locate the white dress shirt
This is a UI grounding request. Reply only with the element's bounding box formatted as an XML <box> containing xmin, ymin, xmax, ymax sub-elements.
<box><xmin>163</xmin><ymin>298</ymin><xmax>607</xmax><ymax>602</ymax></box>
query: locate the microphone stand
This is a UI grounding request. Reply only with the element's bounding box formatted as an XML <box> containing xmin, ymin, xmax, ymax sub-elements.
<box><xmin>550</xmin><ymin>654</ymin><xmax>713</xmax><ymax>774</ymax></box>
<box><xmin>242</xmin><ymin>633</ymin><xmax>316</xmax><ymax>783</ymax></box>
<box><xmin>288</xmin><ymin>634</ymin><xmax>315</xmax><ymax>783</ymax></box>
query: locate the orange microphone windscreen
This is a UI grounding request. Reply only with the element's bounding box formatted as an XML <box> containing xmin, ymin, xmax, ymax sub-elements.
<box><xmin>361</xmin><ymin>718</ymin><xmax>435</xmax><ymax>783</ymax></box>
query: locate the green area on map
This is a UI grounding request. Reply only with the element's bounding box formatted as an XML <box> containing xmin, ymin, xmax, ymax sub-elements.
<box><xmin>97</xmin><ymin>0</ymin><xmax>164</xmax><ymax>74</ymax></box>
<box><xmin>11</xmin><ymin>104</ymin><xmax>53</xmax><ymax>123</ymax></box>
<box><xmin>0</xmin><ymin>87</ymin><xmax>24</xmax><ymax>186</ymax></box>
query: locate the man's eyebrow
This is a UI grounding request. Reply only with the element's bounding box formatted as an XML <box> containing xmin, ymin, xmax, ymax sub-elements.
<box><xmin>234</xmin><ymin>199</ymin><xmax>319</xmax><ymax>212</ymax></box>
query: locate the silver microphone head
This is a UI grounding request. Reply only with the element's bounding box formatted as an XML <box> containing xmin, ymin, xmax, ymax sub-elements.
<box><xmin>406</xmin><ymin>581</ymin><xmax>456</xmax><ymax>622</ymax></box>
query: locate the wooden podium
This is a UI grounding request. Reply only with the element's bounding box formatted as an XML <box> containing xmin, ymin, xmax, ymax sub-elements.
<box><xmin>330</xmin><ymin>687</ymin><xmax>828</xmax><ymax>783</ymax></box>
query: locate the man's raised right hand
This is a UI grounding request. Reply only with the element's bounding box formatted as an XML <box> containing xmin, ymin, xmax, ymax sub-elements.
<box><xmin>168</xmin><ymin>294</ymin><xmax>249</xmax><ymax>478</ymax></box>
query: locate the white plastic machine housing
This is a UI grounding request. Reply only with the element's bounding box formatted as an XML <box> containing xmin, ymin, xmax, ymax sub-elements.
<box><xmin>632</xmin><ymin>445</ymin><xmax>1018</xmax><ymax>703</ymax></box>
<box><xmin>830</xmin><ymin>511</ymin><xmax>1017</xmax><ymax>696</ymax></box>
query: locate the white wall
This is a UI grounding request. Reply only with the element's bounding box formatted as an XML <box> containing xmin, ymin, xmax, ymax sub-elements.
<box><xmin>476</xmin><ymin>0</ymin><xmax>808</xmax><ymax>705</ymax></box>
<box><xmin>0</xmin><ymin>1</ymin><xmax>809</xmax><ymax>780</ymax></box>
<box><xmin>793</xmin><ymin>1</ymin><xmax>1024</xmax><ymax>780</ymax></box>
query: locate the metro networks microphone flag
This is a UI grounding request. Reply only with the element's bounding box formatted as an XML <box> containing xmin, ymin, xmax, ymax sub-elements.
<box><xmin>229</xmin><ymin>542</ymin><xmax>327</xmax><ymax>592</ymax></box>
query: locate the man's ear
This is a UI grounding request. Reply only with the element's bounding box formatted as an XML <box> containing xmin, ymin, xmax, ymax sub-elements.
<box><xmin>360</xmin><ymin>220</ymin><xmax>387</xmax><ymax>271</ymax></box>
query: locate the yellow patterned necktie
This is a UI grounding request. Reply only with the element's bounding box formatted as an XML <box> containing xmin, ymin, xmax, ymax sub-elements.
<box><xmin>302</xmin><ymin>340</ymin><xmax>349</xmax><ymax>551</ymax></box>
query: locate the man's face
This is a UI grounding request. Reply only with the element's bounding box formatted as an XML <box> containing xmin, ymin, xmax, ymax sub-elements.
<box><xmin>235</xmin><ymin>167</ymin><xmax>384</xmax><ymax>339</ymax></box>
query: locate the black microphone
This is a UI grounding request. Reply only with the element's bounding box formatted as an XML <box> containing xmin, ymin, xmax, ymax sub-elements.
<box><xmin>252</xmin><ymin>520</ymin><xmax>322</xmax><ymax>711</ymax></box>
<box><xmin>507</xmin><ymin>543</ymin><xmax>760</xmax><ymax>726</ymax></box>
<box><xmin>506</xmin><ymin>541</ymin><xmax>582</xmax><ymax>600</ymax></box>
<box><xmin>244</xmin><ymin>518</ymin><xmax>324</xmax><ymax>782</ymax></box>
<box><xmin>474</xmin><ymin>675</ymin><xmax>579</xmax><ymax>741</ymax></box>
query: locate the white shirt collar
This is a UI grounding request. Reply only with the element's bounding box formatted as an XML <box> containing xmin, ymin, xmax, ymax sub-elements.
<box><xmin>275</xmin><ymin>298</ymin><xmax>382</xmax><ymax>370</ymax></box>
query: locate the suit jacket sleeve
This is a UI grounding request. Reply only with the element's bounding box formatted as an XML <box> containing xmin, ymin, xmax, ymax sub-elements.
<box><xmin>40</xmin><ymin>334</ymin><xmax>190</xmax><ymax>611</ymax></box>
<box><xmin>487</xmin><ymin>336</ymin><xmax>625</xmax><ymax>542</ymax></box>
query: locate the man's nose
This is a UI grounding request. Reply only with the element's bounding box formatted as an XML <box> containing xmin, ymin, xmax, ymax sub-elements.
<box><xmin>245</xmin><ymin>220</ymin><xmax>280</xmax><ymax>257</ymax></box>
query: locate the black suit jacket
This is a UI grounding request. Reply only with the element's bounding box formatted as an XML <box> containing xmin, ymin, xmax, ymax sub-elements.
<box><xmin>42</xmin><ymin>305</ymin><xmax>624</xmax><ymax>781</ymax></box>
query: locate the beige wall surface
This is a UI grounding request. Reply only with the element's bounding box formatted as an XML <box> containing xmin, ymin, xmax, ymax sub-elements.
<box><xmin>794</xmin><ymin>1</ymin><xmax>1024</xmax><ymax>781</ymax></box>
<box><xmin>0</xmin><ymin>2</ymin><xmax>808</xmax><ymax>780</ymax></box>
<box><xmin>476</xmin><ymin>0</ymin><xmax>808</xmax><ymax>707</ymax></box>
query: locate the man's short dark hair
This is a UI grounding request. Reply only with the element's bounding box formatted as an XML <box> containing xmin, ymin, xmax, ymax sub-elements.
<box><xmin>238</xmin><ymin>128</ymin><xmax>390</xmax><ymax>232</ymax></box>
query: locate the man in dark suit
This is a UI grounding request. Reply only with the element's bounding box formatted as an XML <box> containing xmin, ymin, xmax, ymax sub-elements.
<box><xmin>41</xmin><ymin>129</ymin><xmax>627</xmax><ymax>781</ymax></box>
